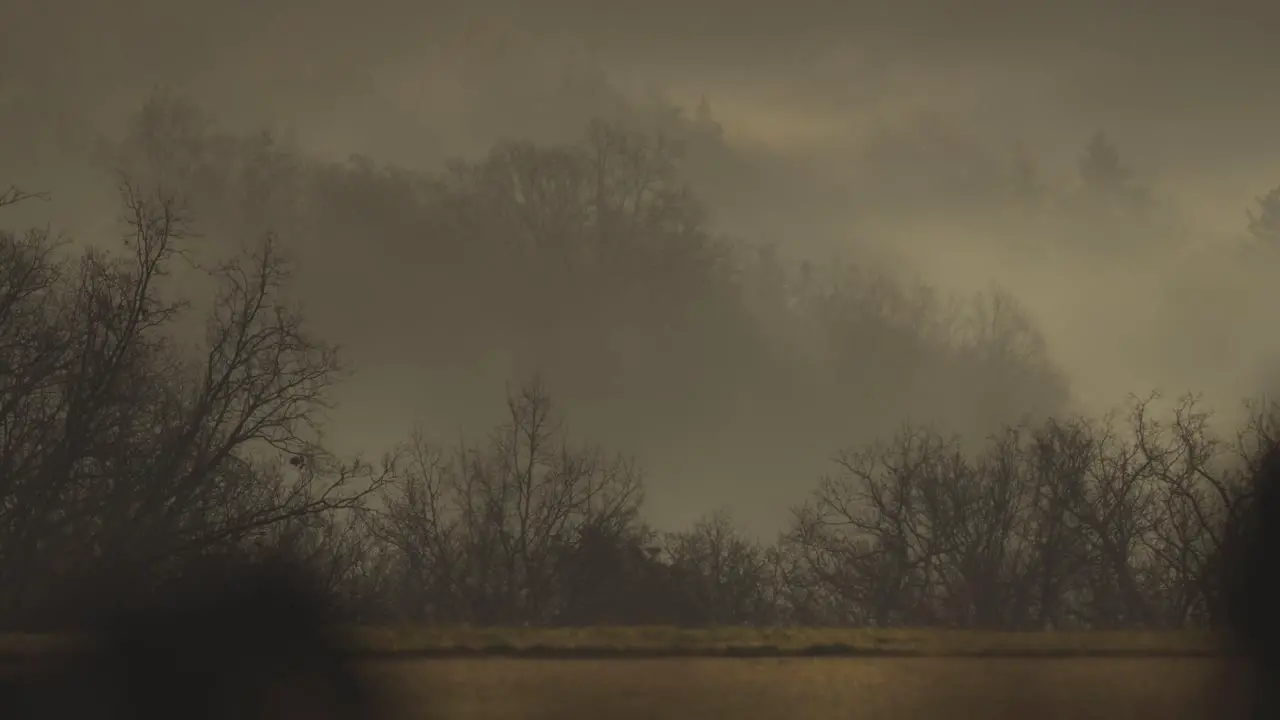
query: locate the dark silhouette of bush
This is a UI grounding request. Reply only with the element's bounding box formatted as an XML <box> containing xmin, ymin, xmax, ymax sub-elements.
<box><xmin>1222</xmin><ymin>441</ymin><xmax>1280</xmax><ymax>719</ymax></box>
<box><xmin>0</xmin><ymin>554</ymin><xmax>394</xmax><ymax>720</ymax></box>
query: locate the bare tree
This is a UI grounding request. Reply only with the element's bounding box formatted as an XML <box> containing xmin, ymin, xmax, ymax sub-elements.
<box><xmin>664</xmin><ymin>508</ymin><xmax>775</xmax><ymax>625</ymax></box>
<box><xmin>0</xmin><ymin>185</ymin><xmax>49</xmax><ymax>209</ymax></box>
<box><xmin>0</xmin><ymin>180</ymin><xmax>384</xmax><ymax>627</ymax></box>
<box><xmin>780</xmin><ymin>392</ymin><xmax>1274</xmax><ymax>631</ymax></box>
<box><xmin>784</xmin><ymin>429</ymin><xmax>965</xmax><ymax>627</ymax></box>
<box><xmin>372</xmin><ymin>378</ymin><xmax>644</xmax><ymax>624</ymax></box>
<box><xmin>804</xmin><ymin>427</ymin><xmax>1043</xmax><ymax>628</ymax></box>
<box><xmin>1016</xmin><ymin>417</ymin><xmax>1095</xmax><ymax>628</ymax></box>
<box><xmin>1131</xmin><ymin>395</ymin><xmax>1272</xmax><ymax>626</ymax></box>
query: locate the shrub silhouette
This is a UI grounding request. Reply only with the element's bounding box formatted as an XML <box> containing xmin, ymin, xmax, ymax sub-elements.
<box><xmin>1223</xmin><ymin>441</ymin><xmax>1280</xmax><ymax>719</ymax></box>
<box><xmin>0</xmin><ymin>554</ymin><xmax>392</xmax><ymax>720</ymax></box>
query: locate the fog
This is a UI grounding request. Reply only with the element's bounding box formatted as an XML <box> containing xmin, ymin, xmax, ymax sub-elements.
<box><xmin>4</xmin><ymin>0</ymin><xmax>1280</xmax><ymax>534</ymax></box>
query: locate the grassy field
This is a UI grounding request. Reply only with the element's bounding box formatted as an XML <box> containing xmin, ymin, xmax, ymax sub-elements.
<box><xmin>336</xmin><ymin>625</ymin><xmax>1222</xmax><ymax>658</ymax></box>
<box><xmin>0</xmin><ymin>629</ymin><xmax>1244</xmax><ymax>718</ymax></box>
<box><xmin>0</xmin><ymin>626</ymin><xmax>1224</xmax><ymax>660</ymax></box>
<box><xmin>371</xmin><ymin>656</ymin><xmax>1244</xmax><ymax>720</ymax></box>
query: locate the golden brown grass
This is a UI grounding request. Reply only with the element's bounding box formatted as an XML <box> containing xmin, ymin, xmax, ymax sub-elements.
<box><xmin>337</xmin><ymin>626</ymin><xmax>1221</xmax><ymax>658</ymax></box>
<box><xmin>0</xmin><ymin>629</ymin><xmax>1243</xmax><ymax>718</ymax></box>
<box><xmin>371</xmin><ymin>656</ymin><xmax>1242</xmax><ymax>720</ymax></box>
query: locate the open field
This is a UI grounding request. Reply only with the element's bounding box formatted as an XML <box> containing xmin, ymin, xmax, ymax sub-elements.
<box><xmin>0</xmin><ymin>626</ymin><xmax>1224</xmax><ymax>661</ymax></box>
<box><xmin>337</xmin><ymin>626</ymin><xmax>1222</xmax><ymax>658</ymax></box>
<box><xmin>0</xmin><ymin>629</ymin><xmax>1247</xmax><ymax>719</ymax></box>
<box><xmin>372</xmin><ymin>657</ymin><xmax>1245</xmax><ymax>720</ymax></box>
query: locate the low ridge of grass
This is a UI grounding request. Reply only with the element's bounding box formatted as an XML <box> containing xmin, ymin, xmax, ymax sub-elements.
<box><xmin>334</xmin><ymin>626</ymin><xmax>1223</xmax><ymax>658</ymax></box>
<box><xmin>0</xmin><ymin>627</ymin><xmax>1222</xmax><ymax>660</ymax></box>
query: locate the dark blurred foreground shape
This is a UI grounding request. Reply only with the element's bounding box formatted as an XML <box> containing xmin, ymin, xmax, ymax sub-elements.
<box><xmin>0</xmin><ymin>555</ymin><xmax>392</xmax><ymax>720</ymax></box>
<box><xmin>1224</xmin><ymin>439</ymin><xmax>1280</xmax><ymax>720</ymax></box>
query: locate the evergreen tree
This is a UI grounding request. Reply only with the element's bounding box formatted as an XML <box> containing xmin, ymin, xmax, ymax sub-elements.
<box><xmin>1246</xmin><ymin>185</ymin><xmax>1280</xmax><ymax>245</ymax></box>
<box><xmin>1076</xmin><ymin>130</ymin><xmax>1150</xmax><ymax>217</ymax></box>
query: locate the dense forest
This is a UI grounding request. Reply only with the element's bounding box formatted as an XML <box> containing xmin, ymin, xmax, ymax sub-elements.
<box><xmin>3</xmin><ymin>89</ymin><xmax>1279</xmax><ymax>631</ymax></box>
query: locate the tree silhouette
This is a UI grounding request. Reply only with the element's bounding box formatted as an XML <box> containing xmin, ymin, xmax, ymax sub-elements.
<box><xmin>0</xmin><ymin>181</ymin><xmax>389</xmax><ymax>628</ymax></box>
<box><xmin>1079</xmin><ymin>131</ymin><xmax>1131</xmax><ymax>192</ymax></box>
<box><xmin>1077</xmin><ymin>131</ymin><xmax>1150</xmax><ymax>220</ymax></box>
<box><xmin>1246</xmin><ymin>185</ymin><xmax>1280</xmax><ymax>245</ymax></box>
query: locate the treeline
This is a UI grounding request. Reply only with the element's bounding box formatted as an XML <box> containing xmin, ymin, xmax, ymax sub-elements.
<box><xmin>297</xmin><ymin>385</ymin><xmax>1277</xmax><ymax>630</ymax></box>
<box><xmin>0</xmin><ymin>177</ymin><xmax>1273</xmax><ymax>630</ymax></box>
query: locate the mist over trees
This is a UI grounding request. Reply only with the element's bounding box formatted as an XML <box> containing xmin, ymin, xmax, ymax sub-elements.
<box><xmin>3</xmin><ymin>82</ymin><xmax>1279</xmax><ymax>630</ymax></box>
<box><xmin>97</xmin><ymin>91</ymin><xmax>1072</xmax><ymax>530</ymax></box>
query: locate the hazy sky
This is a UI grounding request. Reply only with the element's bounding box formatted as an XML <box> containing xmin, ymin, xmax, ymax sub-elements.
<box><xmin>7</xmin><ymin>0</ymin><xmax>1279</xmax><ymax>240</ymax></box>
<box><xmin>5</xmin><ymin>0</ymin><xmax>1280</xmax><ymax>532</ymax></box>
